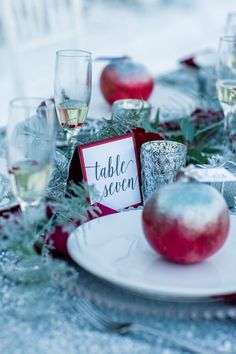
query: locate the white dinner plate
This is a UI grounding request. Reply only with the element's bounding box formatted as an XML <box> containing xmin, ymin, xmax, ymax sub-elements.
<box><xmin>67</xmin><ymin>210</ymin><xmax>236</xmax><ymax>300</ymax></box>
<box><xmin>150</xmin><ymin>85</ymin><xmax>199</xmax><ymax>123</ymax></box>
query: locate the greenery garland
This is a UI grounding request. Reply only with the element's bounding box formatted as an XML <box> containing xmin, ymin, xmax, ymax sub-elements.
<box><xmin>0</xmin><ymin>104</ymin><xmax>224</xmax><ymax>281</ymax></box>
<box><xmin>81</xmin><ymin>105</ymin><xmax>224</xmax><ymax>165</ymax></box>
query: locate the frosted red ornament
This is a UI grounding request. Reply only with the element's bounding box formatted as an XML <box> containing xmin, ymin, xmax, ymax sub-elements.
<box><xmin>142</xmin><ymin>182</ymin><xmax>230</xmax><ymax>264</ymax></box>
<box><xmin>100</xmin><ymin>59</ymin><xmax>154</xmax><ymax>105</ymax></box>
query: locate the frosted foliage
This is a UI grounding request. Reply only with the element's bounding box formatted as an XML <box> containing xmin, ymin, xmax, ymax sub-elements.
<box><xmin>156</xmin><ymin>184</ymin><xmax>227</xmax><ymax>231</ymax></box>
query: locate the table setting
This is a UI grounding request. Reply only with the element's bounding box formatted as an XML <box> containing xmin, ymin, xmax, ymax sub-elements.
<box><xmin>2</xmin><ymin>16</ymin><xmax>236</xmax><ymax>354</ymax></box>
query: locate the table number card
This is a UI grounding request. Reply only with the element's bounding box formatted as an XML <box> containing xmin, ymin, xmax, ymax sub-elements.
<box><xmin>79</xmin><ymin>133</ymin><xmax>142</xmax><ymax>210</ymax></box>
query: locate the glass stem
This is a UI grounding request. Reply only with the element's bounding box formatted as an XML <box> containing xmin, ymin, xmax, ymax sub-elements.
<box><xmin>67</xmin><ymin>134</ymin><xmax>78</xmax><ymax>162</ymax></box>
<box><xmin>20</xmin><ymin>202</ymin><xmax>46</xmax><ymax>226</ymax></box>
<box><xmin>223</xmin><ymin>107</ymin><xmax>236</xmax><ymax>156</ymax></box>
<box><xmin>20</xmin><ymin>202</ymin><xmax>28</xmax><ymax>214</ymax></box>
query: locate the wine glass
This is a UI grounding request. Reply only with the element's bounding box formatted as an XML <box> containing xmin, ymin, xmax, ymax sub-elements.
<box><xmin>224</xmin><ymin>13</ymin><xmax>236</xmax><ymax>37</ymax></box>
<box><xmin>6</xmin><ymin>98</ymin><xmax>56</xmax><ymax>214</ymax></box>
<box><xmin>54</xmin><ymin>49</ymin><xmax>92</xmax><ymax>160</ymax></box>
<box><xmin>216</xmin><ymin>36</ymin><xmax>236</xmax><ymax>157</ymax></box>
<box><xmin>4</xmin><ymin>98</ymin><xmax>56</xmax><ymax>281</ymax></box>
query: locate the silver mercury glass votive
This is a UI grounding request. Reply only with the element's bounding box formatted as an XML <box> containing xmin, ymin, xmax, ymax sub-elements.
<box><xmin>141</xmin><ymin>140</ymin><xmax>187</xmax><ymax>201</ymax></box>
<box><xmin>112</xmin><ymin>99</ymin><xmax>152</xmax><ymax>121</ymax></box>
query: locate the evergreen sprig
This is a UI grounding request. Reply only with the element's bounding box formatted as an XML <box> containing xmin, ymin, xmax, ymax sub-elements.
<box><xmin>48</xmin><ymin>182</ymin><xmax>100</xmax><ymax>234</ymax></box>
<box><xmin>84</xmin><ymin>104</ymin><xmax>223</xmax><ymax>165</ymax></box>
<box><xmin>0</xmin><ymin>182</ymin><xmax>99</xmax><ymax>282</ymax></box>
<box><xmin>162</xmin><ymin>117</ymin><xmax>223</xmax><ymax>164</ymax></box>
<box><xmin>81</xmin><ymin>104</ymin><xmax>151</xmax><ymax>144</ymax></box>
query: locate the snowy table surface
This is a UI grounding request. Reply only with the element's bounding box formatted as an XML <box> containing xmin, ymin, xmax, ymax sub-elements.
<box><xmin>1</xmin><ymin>253</ymin><xmax>236</xmax><ymax>354</ymax></box>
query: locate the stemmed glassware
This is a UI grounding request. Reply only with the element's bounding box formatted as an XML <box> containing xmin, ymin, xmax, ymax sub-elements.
<box><xmin>224</xmin><ymin>13</ymin><xmax>236</xmax><ymax>37</ymax></box>
<box><xmin>6</xmin><ymin>98</ymin><xmax>56</xmax><ymax>214</ymax></box>
<box><xmin>216</xmin><ymin>36</ymin><xmax>236</xmax><ymax>157</ymax></box>
<box><xmin>4</xmin><ymin>98</ymin><xmax>56</xmax><ymax>281</ymax></box>
<box><xmin>54</xmin><ymin>50</ymin><xmax>92</xmax><ymax>160</ymax></box>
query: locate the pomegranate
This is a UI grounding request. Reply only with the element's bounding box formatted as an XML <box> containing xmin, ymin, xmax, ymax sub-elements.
<box><xmin>99</xmin><ymin>59</ymin><xmax>154</xmax><ymax>105</ymax></box>
<box><xmin>142</xmin><ymin>182</ymin><xmax>230</xmax><ymax>264</ymax></box>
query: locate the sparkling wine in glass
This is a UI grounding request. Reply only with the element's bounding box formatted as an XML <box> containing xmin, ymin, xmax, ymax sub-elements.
<box><xmin>216</xmin><ymin>36</ymin><xmax>236</xmax><ymax>156</ymax></box>
<box><xmin>6</xmin><ymin>98</ymin><xmax>56</xmax><ymax>212</ymax></box>
<box><xmin>54</xmin><ymin>50</ymin><xmax>92</xmax><ymax>159</ymax></box>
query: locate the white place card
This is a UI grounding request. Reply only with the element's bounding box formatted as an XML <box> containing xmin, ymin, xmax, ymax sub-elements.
<box><xmin>187</xmin><ymin>167</ymin><xmax>236</xmax><ymax>183</ymax></box>
<box><xmin>79</xmin><ymin>133</ymin><xmax>142</xmax><ymax>210</ymax></box>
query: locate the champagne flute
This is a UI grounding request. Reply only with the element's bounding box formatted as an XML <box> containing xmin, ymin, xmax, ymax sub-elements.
<box><xmin>4</xmin><ymin>98</ymin><xmax>56</xmax><ymax>281</ymax></box>
<box><xmin>54</xmin><ymin>49</ymin><xmax>92</xmax><ymax>160</ymax></box>
<box><xmin>216</xmin><ymin>36</ymin><xmax>236</xmax><ymax>157</ymax></box>
<box><xmin>6</xmin><ymin>98</ymin><xmax>56</xmax><ymax>214</ymax></box>
<box><xmin>224</xmin><ymin>13</ymin><xmax>236</xmax><ymax>37</ymax></box>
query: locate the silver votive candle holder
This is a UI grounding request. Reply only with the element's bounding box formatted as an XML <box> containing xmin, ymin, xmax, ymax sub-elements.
<box><xmin>140</xmin><ymin>140</ymin><xmax>187</xmax><ymax>201</ymax></box>
<box><xmin>112</xmin><ymin>99</ymin><xmax>152</xmax><ymax>121</ymax></box>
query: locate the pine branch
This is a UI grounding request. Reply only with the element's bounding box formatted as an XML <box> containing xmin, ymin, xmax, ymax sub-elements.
<box><xmin>81</xmin><ymin>104</ymin><xmax>152</xmax><ymax>144</ymax></box>
<box><xmin>0</xmin><ymin>182</ymin><xmax>99</xmax><ymax>257</ymax></box>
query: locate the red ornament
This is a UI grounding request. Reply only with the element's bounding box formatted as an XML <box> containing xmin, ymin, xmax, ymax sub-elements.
<box><xmin>100</xmin><ymin>59</ymin><xmax>154</xmax><ymax>105</ymax></box>
<box><xmin>142</xmin><ymin>182</ymin><xmax>230</xmax><ymax>264</ymax></box>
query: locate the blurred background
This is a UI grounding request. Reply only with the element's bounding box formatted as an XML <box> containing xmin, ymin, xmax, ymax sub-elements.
<box><xmin>0</xmin><ymin>0</ymin><xmax>235</xmax><ymax>126</ymax></box>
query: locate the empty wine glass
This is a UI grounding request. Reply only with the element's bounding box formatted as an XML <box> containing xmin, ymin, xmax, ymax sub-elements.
<box><xmin>54</xmin><ymin>50</ymin><xmax>92</xmax><ymax>160</ymax></box>
<box><xmin>216</xmin><ymin>36</ymin><xmax>236</xmax><ymax>157</ymax></box>
<box><xmin>224</xmin><ymin>13</ymin><xmax>236</xmax><ymax>37</ymax></box>
<box><xmin>6</xmin><ymin>98</ymin><xmax>56</xmax><ymax>214</ymax></box>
